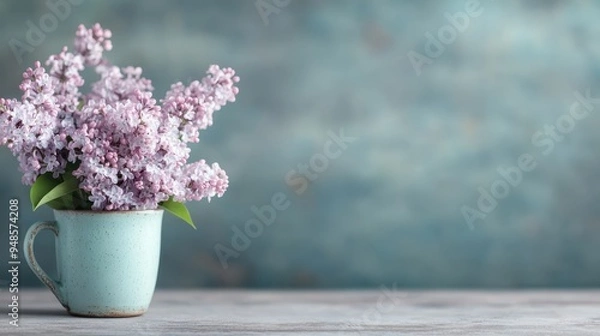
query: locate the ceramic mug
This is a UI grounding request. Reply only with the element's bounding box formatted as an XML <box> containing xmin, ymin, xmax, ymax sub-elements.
<box><xmin>24</xmin><ymin>209</ymin><xmax>163</xmax><ymax>317</ymax></box>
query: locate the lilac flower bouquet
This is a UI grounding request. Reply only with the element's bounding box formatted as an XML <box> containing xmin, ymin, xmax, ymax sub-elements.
<box><xmin>0</xmin><ymin>24</ymin><xmax>239</xmax><ymax>228</ymax></box>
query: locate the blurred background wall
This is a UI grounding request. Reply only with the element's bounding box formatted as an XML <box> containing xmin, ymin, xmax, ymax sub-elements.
<box><xmin>0</xmin><ymin>0</ymin><xmax>599</xmax><ymax>288</ymax></box>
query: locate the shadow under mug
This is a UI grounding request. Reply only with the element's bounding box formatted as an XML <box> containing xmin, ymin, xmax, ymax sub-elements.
<box><xmin>24</xmin><ymin>209</ymin><xmax>163</xmax><ymax>317</ymax></box>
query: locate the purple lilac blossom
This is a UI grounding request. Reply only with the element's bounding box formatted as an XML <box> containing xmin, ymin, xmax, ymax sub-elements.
<box><xmin>0</xmin><ymin>23</ymin><xmax>238</xmax><ymax>211</ymax></box>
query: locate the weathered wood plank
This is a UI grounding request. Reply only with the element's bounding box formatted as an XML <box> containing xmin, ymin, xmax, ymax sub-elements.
<box><xmin>2</xmin><ymin>289</ymin><xmax>599</xmax><ymax>335</ymax></box>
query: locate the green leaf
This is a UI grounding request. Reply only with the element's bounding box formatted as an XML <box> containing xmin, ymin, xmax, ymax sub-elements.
<box><xmin>30</xmin><ymin>173</ymin><xmax>61</xmax><ymax>210</ymax></box>
<box><xmin>47</xmin><ymin>198</ymin><xmax>70</xmax><ymax>210</ymax></box>
<box><xmin>160</xmin><ymin>198</ymin><xmax>196</xmax><ymax>229</ymax></box>
<box><xmin>32</xmin><ymin>174</ymin><xmax>79</xmax><ymax>211</ymax></box>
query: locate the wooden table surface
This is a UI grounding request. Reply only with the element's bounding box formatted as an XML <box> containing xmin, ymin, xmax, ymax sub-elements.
<box><xmin>3</xmin><ymin>289</ymin><xmax>599</xmax><ymax>335</ymax></box>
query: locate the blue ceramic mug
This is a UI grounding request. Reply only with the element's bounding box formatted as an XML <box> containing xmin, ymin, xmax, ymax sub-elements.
<box><xmin>24</xmin><ymin>210</ymin><xmax>163</xmax><ymax>317</ymax></box>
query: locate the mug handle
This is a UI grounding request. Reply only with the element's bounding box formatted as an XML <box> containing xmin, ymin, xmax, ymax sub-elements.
<box><xmin>24</xmin><ymin>221</ymin><xmax>67</xmax><ymax>308</ymax></box>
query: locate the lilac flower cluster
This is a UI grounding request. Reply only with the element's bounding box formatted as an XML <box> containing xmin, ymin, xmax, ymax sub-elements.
<box><xmin>0</xmin><ymin>23</ymin><xmax>239</xmax><ymax>211</ymax></box>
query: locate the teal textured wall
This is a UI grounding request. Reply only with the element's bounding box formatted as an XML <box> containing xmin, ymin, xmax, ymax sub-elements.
<box><xmin>0</xmin><ymin>0</ymin><xmax>599</xmax><ymax>288</ymax></box>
